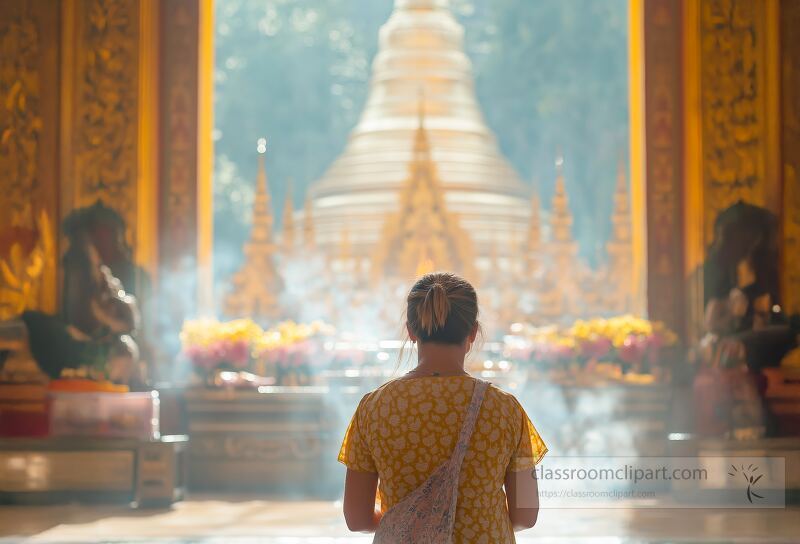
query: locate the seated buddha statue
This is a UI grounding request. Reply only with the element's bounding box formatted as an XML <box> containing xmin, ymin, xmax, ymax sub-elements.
<box><xmin>694</xmin><ymin>201</ymin><xmax>798</xmax><ymax>438</ymax></box>
<box><xmin>0</xmin><ymin>254</ymin><xmax>141</xmax><ymax>384</ymax></box>
<box><xmin>703</xmin><ymin>201</ymin><xmax>797</xmax><ymax>372</ymax></box>
<box><xmin>0</xmin><ymin>201</ymin><xmax>145</xmax><ymax>386</ymax></box>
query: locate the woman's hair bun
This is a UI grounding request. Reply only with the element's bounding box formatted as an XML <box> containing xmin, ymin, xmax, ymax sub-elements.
<box><xmin>418</xmin><ymin>282</ymin><xmax>450</xmax><ymax>335</ymax></box>
<box><xmin>406</xmin><ymin>272</ymin><xmax>479</xmax><ymax>345</ymax></box>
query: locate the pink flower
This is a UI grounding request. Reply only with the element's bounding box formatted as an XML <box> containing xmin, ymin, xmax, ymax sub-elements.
<box><xmin>185</xmin><ymin>339</ymin><xmax>252</xmax><ymax>371</ymax></box>
<box><xmin>580</xmin><ymin>337</ymin><xmax>612</xmax><ymax>359</ymax></box>
<box><xmin>619</xmin><ymin>335</ymin><xmax>647</xmax><ymax>364</ymax></box>
<box><xmin>645</xmin><ymin>333</ymin><xmax>666</xmax><ymax>365</ymax></box>
<box><xmin>209</xmin><ymin>342</ymin><xmax>227</xmax><ymax>363</ymax></box>
<box><xmin>647</xmin><ymin>332</ymin><xmax>665</xmax><ymax>350</ymax></box>
<box><xmin>228</xmin><ymin>340</ymin><xmax>250</xmax><ymax>368</ymax></box>
<box><xmin>186</xmin><ymin>346</ymin><xmax>216</xmax><ymax>370</ymax></box>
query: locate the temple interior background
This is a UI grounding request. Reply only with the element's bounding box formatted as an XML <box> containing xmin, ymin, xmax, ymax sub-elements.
<box><xmin>1</xmin><ymin>0</ymin><xmax>800</xmax><ymax>542</ymax></box>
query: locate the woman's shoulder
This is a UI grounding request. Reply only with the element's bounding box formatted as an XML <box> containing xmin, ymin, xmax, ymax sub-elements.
<box><xmin>356</xmin><ymin>375</ymin><xmax>523</xmax><ymax>410</ymax></box>
<box><xmin>483</xmin><ymin>381</ymin><xmax>524</xmax><ymax>411</ymax></box>
<box><xmin>356</xmin><ymin>376</ymin><xmax>409</xmax><ymax>407</ymax></box>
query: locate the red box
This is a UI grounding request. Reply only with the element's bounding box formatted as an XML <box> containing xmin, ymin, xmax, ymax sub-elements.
<box><xmin>49</xmin><ymin>390</ymin><xmax>160</xmax><ymax>439</ymax></box>
<box><xmin>0</xmin><ymin>383</ymin><xmax>49</xmax><ymax>437</ymax></box>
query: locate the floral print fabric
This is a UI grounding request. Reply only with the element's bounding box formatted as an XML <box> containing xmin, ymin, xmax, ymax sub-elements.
<box><xmin>372</xmin><ymin>379</ymin><xmax>488</xmax><ymax>543</ymax></box>
<box><xmin>338</xmin><ymin>375</ymin><xmax>547</xmax><ymax>543</ymax></box>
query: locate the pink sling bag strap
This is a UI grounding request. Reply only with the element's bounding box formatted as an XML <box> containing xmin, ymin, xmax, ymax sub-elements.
<box><xmin>373</xmin><ymin>378</ymin><xmax>490</xmax><ymax>544</ymax></box>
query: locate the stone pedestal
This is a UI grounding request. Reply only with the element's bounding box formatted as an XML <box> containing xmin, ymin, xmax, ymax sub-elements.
<box><xmin>184</xmin><ymin>387</ymin><xmax>339</xmax><ymax>497</ymax></box>
<box><xmin>0</xmin><ymin>435</ymin><xmax>187</xmax><ymax>507</ymax></box>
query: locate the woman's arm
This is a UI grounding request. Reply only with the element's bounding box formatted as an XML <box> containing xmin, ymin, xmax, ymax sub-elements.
<box><xmin>504</xmin><ymin>469</ymin><xmax>540</xmax><ymax>530</ymax></box>
<box><xmin>343</xmin><ymin>468</ymin><xmax>381</xmax><ymax>532</ymax></box>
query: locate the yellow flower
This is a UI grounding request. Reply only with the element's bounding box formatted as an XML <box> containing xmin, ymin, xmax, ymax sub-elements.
<box><xmin>180</xmin><ymin>318</ymin><xmax>263</xmax><ymax>350</ymax></box>
<box><xmin>517</xmin><ymin>314</ymin><xmax>677</xmax><ymax>351</ymax></box>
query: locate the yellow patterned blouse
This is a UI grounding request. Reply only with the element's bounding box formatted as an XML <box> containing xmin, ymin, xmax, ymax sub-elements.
<box><xmin>338</xmin><ymin>375</ymin><xmax>547</xmax><ymax>543</ymax></box>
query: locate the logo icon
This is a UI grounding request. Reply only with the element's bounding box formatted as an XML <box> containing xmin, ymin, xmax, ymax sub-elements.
<box><xmin>728</xmin><ymin>463</ymin><xmax>764</xmax><ymax>503</ymax></box>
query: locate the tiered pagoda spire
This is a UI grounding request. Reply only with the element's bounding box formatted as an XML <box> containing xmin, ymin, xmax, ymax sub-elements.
<box><xmin>605</xmin><ymin>156</ymin><xmax>633</xmax><ymax>312</ymax></box>
<box><xmin>549</xmin><ymin>157</ymin><xmax>578</xmax><ymax>253</ymax></box>
<box><xmin>225</xmin><ymin>141</ymin><xmax>283</xmax><ymax>322</ymax></box>
<box><xmin>525</xmin><ymin>183</ymin><xmax>543</xmax><ymax>277</ymax></box>
<box><xmin>608</xmin><ymin>157</ymin><xmax>632</xmax><ymax>248</ymax></box>
<box><xmin>281</xmin><ymin>179</ymin><xmax>295</xmax><ymax>254</ymax></box>
<box><xmin>536</xmin><ymin>156</ymin><xmax>582</xmax><ymax>321</ymax></box>
<box><xmin>371</xmin><ymin>101</ymin><xmax>474</xmax><ymax>282</ymax></box>
<box><xmin>303</xmin><ymin>195</ymin><xmax>315</xmax><ymax>250</ymax></box>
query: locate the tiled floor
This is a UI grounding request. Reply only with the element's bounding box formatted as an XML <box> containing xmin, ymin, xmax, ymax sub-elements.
<box><xmin>0</xmin><ymin>497</ymin><xmax>798</xmax><ymax>543</ymax></box>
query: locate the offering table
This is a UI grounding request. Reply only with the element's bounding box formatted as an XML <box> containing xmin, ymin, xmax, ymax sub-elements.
<box><xmin>0</xmin><ymin>435</ymin><xmax>187</xmax><ymax>507</ymax></box>
<box><xmin>184</xmin><ymin>386</ymin><xmax>339</xmax><ymax>496</ymax></box>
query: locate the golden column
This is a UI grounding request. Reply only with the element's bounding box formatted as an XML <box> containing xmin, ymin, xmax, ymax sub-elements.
<box><xmin>780</xmin><ymin>0</ymin><xmax>800</xmax><ymax>315</ymax></box>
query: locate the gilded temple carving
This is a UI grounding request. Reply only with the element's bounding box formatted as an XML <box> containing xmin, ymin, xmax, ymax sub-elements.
<box><xmin>73</xmin><ymin>0</ymin><xmax>139</xmax><ymax>243</ymax></box>
<box><xmin>0</xmin><ymin>10</ymin><xmax>42</xmax><ymax>224</ymax></box>
<box><xmin>371</xmin><ymin>109</ymin><xmax>475</xmax><ymax>282</ymax></box>
<box><xmin>784</xmin><ymin>164</ymin><xmax>800</xmax><ymax>314</ymax></box>
<box><xmin>192</xmin><ymin>435</ymin><xmax>322</xmax><ymax>462</ymax></box>
<box><xmin>0</xmin><ymin>210</ymin><xmax>55</xmax><ymax>319</ymax></box>
<box><xmin>782</xmin><ymin>0</ymin><xmax>800</xmax><ymax>315</ymax></box>
<box><xmin>700</xmin><ymin>0</ymin><xmax>768</xmax><ymax>240</ymax></box>
<box><xmin>0</xmin><ymin>4</ymin><xmax>58</xmax><ymax>315</ymax></box>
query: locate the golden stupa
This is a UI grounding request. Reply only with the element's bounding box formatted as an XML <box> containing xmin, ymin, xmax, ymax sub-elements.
<box><xmin>371</xmin><ymin>102</ymin><xmax>475</xmax><ymax>283</ymax></box>
<box><xmin>309</xmin><ymin>0</ymin><xmax>528</xmax><ymax>266</ymax></box>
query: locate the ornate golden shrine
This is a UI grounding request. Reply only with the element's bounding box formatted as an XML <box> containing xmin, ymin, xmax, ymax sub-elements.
<box><xmin>371</xmin><ymin>107</ymin><xmax>476</xmax><ymax>283</ymax></box>
<box><xmin>0</xmin><ymin>0</ymin><xmax>798</xmax><ymax>344</ymax></box>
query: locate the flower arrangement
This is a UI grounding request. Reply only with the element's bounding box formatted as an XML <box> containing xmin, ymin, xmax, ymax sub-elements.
<box><xmin>180</xmin><ymin>318</ymin><xmax>264</xmax><ymax>373</ymax></box>
<box><xmin>509</xmin><ymin>315</ymin><xmax>678</xmax><ymax>375</ymax></box>
<box><xmin>180</xmin><ymin>318</ymin><xmax>335</xmax><ymax>385</ymax></box>
<box><xmin>253</xmin><ymin>320</ymin><xmax>334</xmax><ymax>386</ymax></box>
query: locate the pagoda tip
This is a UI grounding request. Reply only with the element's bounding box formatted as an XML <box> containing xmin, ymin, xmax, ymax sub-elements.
<box><xmin>555</xmin><ymin>158</ymin><xmax>564</xmax><ymax>179</ymax></box>
<box><xmin>417</xmin><ymin>87</ymin><xmax>426</xmax><ymax>129</ymax></box>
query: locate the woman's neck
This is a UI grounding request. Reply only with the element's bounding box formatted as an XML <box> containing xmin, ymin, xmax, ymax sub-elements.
<box><xmin>411</xmin><ymin>342</ymin><xmax>468</xmax><ymax>376</ymax></box>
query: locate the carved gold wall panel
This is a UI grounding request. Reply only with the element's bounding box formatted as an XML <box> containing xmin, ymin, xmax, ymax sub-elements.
<box><xmin>0</xmin><ymin>7</ymin><xmax>41</xmax><ymax>224</ymax></box>
<box><xmin>781</xmin><ymin>0</ymin><xmax>800</xmax><ymax>315</ymax></box>
<box><xmin>699</xmin><ymin>0</ymin><xmax>781</xmax><ymax>241</ymax></box>
<box><xmin>64</xmin><ymin>0</ymin><xmax>140</xmax><ymax>245</ymax></box>
<box><xmin>0</xmin><ymin>1</ymin><xmax>60</xmax><ymax>313</ymax></box>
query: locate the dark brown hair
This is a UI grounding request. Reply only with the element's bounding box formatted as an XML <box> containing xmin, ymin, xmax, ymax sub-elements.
<box><xmin>406</xmin><ymin>272</ymin><xmax>479</xmax><ymax>345</ymax></box>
